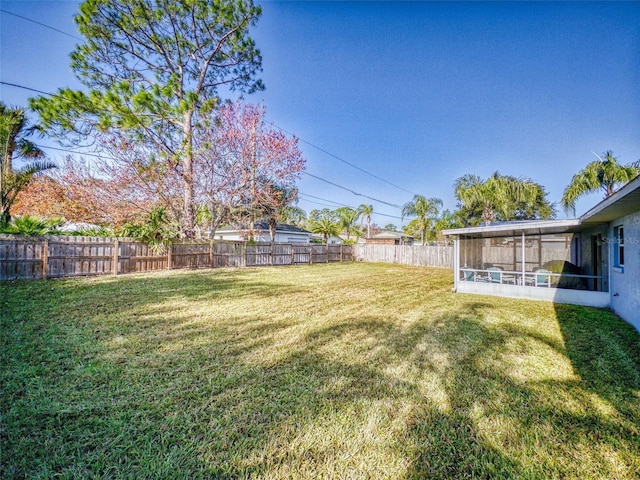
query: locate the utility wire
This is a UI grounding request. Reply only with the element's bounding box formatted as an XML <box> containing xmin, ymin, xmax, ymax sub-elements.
<box><xmin>0</xmin><ymin>9</ymin><xmax>83</xmax><ymax>41</ymax></box>
<box><xmin>299</xmin><ymin>192</ymin><xmax>352</xmax><ymax>207</ymax></box>
<box><xmin>298</xmin><ymin>192</ymin><xmax>403</xmax><ymax>219</ymax></box>
<box><xmin>302</xmin><ymin>172</ymin><xmax>403</xmax><ymax>209</ymax></box>
<box><xmin>0</xmin><ymin>81</ymin><xmax>55</xmax><ymax>97</ymax></box>
<box><xmin>1</xmin><ymin>10</ymin><xmax>418</xmax><ymax>199</ymax></box>
<box><xmin>2</xmin><ymin>80</ymin><xmax>406</xmax><ymax>211</ymax></box>
<box><xmin>272</xmin><ymin>122</ymin><xmax>416</xmax><ymax>196</ymax></box>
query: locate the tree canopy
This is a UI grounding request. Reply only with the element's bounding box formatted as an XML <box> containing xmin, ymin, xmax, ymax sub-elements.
<box><xmin>401</xmin><ymin>195</ymin><xmax>442</xmax><ymax>244</ymax></box>
<box><xmin>357</xmin><ymin>204</ymin><xmax>373</xmax><ymax>239</ymax></box>
<box><xmin>0</xmin><ymin>103</ymin><xmax>56</xmax><ymax>226</ymax></box>
<box><xmin>454</xmin><ymin>172</ymin><xmax>555</xmax><ymax>226</ymax></box>
<box><xmin>30</xmin><ymin>0</ymin><xmax>264</xmax><ymax>238</ymax></box>
<box><xmin>561</xmin><ymin>151</ymin><xmax>640</xmax><ymax>215</ymax></box>
<box><xmin>307</xmin><ymin>209</ymin><xmax>340</xmax><ymax>243</ymax></box>
<box><xmin>194</xmin><ymin>101</ymin><xmax>305</xmax><ymax>238</ymax></box>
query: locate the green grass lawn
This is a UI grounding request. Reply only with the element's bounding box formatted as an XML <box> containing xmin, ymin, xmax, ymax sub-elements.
<box><xmin>1</xmin><ymin>262</ymin><xmax>639</xmax><ymax>479</ymax></box>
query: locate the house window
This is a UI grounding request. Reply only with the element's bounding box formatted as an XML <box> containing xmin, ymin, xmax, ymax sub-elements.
<box><xmin>614</xmin><ymin>225</ymin><xmax>624</xmax><ymax>268</ymax></box>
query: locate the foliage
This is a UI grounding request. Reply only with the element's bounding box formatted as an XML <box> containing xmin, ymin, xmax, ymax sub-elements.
<box><xmin>194</xmin><ymin>102</ymin><xmax>305</xmax><ymax>238</ymax></box>
<box><xmin>2</xmin><ymin>264</ymin><xmax>639</xmax><ymax>479</ymax></box>
<box><xmin>357</xmin><ymin>204</ymin><xmax>373</xmax><ymax>239</ymax></box>
<box><xmin>67</xmin><ymin>225</ymin><xmax>116</xmax><ymax>237</ymax></box>
<box><xmin>401</xmin><ymin>194</ymin><xmax>443</xmax><ymax>244</ymax></box>
<box><xmin>12</xmin><ymin>156</ymin><xmax>159</xmax><ymax>228</ymax></box>
<box><xmin>454</xmin><ymin>172</ymin><xmax>555</xmax><ymax>226</ymax></box>
<box><xmin>428</xmin><ymin>209</ymin><xmax>468</xmax><ymax>244</ymax></box>
<box><xmin>30</xmin><ymin>0</ymin><xmax>264</xmax><ymax>238</ymax></box>
<box><xmin>336</xmin><ymin>206</ymin><xmax>359</xmax><ymax>240</ymax></box>
<box><xmin>383</xmin><ymin>223</ymin><xmax>398</xmax><ymax>232</ymax></box>
<box><xmin>561</xmin><ymin>151</ymin><xmax>640</xmax><ymax>215</ymax></box>
<box><xmin>278</xmin><ymin>205</ymin><xmax>307</xmax><ymax>228</ymax></box>
<box><xmin>0</xmin><ymin>215</ymin><xmax>64</xmax><ymax>236</ymax></box>
<box><xmin>0</xmin><ymin>103</ymin><xmax>56</xmax><ymax>227</ymax></box>
<box><xmin>307</xmin><ymin>208</ymin><xmax>340</xmax><ymax>243</ymax></box>
<box><xmin>117</xmin><ymin>207</ymin><xmax>178</xmax><ymax>253</ymax></box>
<box><xmin>263</xmin><ymin>186</ymin><xmax>299</xmax><ymax>241</ymax></box>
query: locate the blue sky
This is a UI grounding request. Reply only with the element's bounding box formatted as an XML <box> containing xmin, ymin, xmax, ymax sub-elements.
<box><xmin>1</xmin><ymin>1</ymin><xmax>639</xmax><ymax>227</ymax></box>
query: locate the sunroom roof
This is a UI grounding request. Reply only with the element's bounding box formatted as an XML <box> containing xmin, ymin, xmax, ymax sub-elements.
<box><xmin>444</xmin><ymin>174</ymin><xmax>640</xmax><ymax>239</ymax></box>
<box><xmin>443</xmin><ymin>219</ymin><xmax>583</xmax><ymax>238</ymax></box>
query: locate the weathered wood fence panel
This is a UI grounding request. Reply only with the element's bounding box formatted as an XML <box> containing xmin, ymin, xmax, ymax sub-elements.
<box><xmin>353</xmin><ymin>244</ymin><xmax>453</xmax><ymax>269</ymax></box>
<box><xmin>47</xmin><ymin>236</ymin><xmax>115</xmax><ymax>278</ymax></box>
<box><xmin>0</xmin><ymin>235</ymin><xmax>354</xmax><ymax>281</ymax></box>
<box><xmin>119</xmin><ymin>241</ymin><xmax>168</xmax><ymax>274</ymax></box>
<box><xmin>213</xmin><ymin>242</ymin><xmax>245</xmax><ymax>268</ymax></box>
<box><xmin>0</xmin><ymin>237</ymin><xmax>44</xmax><ymax>280</ymax></box>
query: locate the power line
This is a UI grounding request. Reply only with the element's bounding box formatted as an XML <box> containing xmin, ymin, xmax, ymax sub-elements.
<box><xmin>37</xmin><ymin>144</ymin><xmax>107</xmax><ymax>159</ymax></box>
<box><xmin>302</xmin><ymin>171</ymin><xmax>403</xmax><ymax>209</ymax></box>
<box><xmin>272</xmin><ymin>122</ymin><xmax>416</xmax><ymax>196</ymax></box>
<box><xmin>0</xmin><ymin>81</ymin><xmax>54</xmax><ymax>97</ymax></box>
<box><xmin>0</xmin><ymin>9</ymin><xmax>82</xmax><ymax>41</ymax></box>
<box><xmin>1</xmin><ymin>8</ymin><xmax>418</xmax><ymax>201</ymax></box>
<box><xmin>298</xmin><ymin>192</ymin><xmax>403</xmax><ymax>220</ymax></box>
<box><xmin>2</xmin><ymin>79</ymin><xmax>407</xmax><ymax>211</ymax></box>
<box><xmin>298</xmin><ymin>193</ymin><xmax>346</xmax><ymax>208</ymax></box>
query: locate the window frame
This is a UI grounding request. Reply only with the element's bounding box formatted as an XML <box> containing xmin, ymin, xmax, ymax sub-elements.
<box><xmin>613</xmin><ymin>225</ymin><xmax>624</xmax><ymax>270</ymax></box>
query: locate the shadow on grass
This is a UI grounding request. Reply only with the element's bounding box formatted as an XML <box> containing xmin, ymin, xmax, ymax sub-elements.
<box><xmin>3</xmin><ymin>269</ymin><xmax>640</xmax><ymax>479</ymax></box>
<box><xmin>553</xmin><ymin>303</ymin><xmax>640</xmax><ymax>426</ymax></box>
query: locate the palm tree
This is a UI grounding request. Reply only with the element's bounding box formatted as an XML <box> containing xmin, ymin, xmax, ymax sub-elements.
<box><xmin>336</xmin><ymin>206</ymin><xmax>359</xmax><ymax>240</ymax></box>
<box><xmin>1</xmin><ymin>103</ymin><xmax>56</xmax><ymax>226</ymax></box>
<box><xmin>401</xmin><ymin>195</ymin><xmax>443</xmax><ymax>244</ymax></box>
<box><xmin>307</xmin><ymin>208</ymin><xmax>340</xmax><ymax>243</ymax></box>
<box><xmin>357</xmin><ymin>204</ymin><xmax>373</xmax><ymax>239</ymax></box>
<box><xmin>561</xmin><ymin>151</ymin><xmax>640</xmax><ymax>215</ymax></box>
<box><xmin>454</xmin><ymin>172</ymin><xmax>549</xmax><ymax>226</ymax></box>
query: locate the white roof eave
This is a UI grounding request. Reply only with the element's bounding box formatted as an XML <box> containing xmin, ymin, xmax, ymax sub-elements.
<box><xmin>443</xmin><ymin>219</ymin><xmax>583</xmax><ymax>238</ymax></box>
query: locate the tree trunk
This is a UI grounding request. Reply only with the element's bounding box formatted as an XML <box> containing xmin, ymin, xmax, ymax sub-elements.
<box><xmin>181</xmin><ymin>112</ymin><xmax>196</xmax><ymax>239</ymax></box>
<box><xmin>182</xmin><ymin>174</ymin><xmax>195</xmax><ymax>238</ymax></box>
<box><xmin>0</xmin><ymin>209</ymin><xmax>9</xmax><ymax>227</ymax></box>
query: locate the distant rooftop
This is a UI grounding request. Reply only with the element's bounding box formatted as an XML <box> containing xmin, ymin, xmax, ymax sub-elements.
<box><xmin>217</xmin><ymin>221</ymin><xmax>311</xmax><ymax>235</ymax></box>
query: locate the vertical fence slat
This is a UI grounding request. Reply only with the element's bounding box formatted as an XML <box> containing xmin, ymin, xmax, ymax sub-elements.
<box><xmin>112</xmin><ymin>239</ymin><xmax>119</xmax><ymax>276</ymax></box>
<box><xmin>353</xmin><ymin>244</ymin><xmax>452</xmax><ymax>268</ymax></box>
<box><xmin>0</xmin><ymin>235</ymin><xmax>361</xmax><ymax>281</ymax></box>
<box><xmin>42</xmin><ymin>239</ymin><xmax>48</xmax><ymax>279</ymax></box>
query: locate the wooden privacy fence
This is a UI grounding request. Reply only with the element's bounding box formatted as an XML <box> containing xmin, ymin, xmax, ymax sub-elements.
<box><xmin>0</xmin><ymin>235</ymin><xmax>353</xmax><ymax>281</ymax></box>
<box><xmin>354</xmin><ymin>244</ymin><xmax>453</xmax><ymax>269</ymax></box>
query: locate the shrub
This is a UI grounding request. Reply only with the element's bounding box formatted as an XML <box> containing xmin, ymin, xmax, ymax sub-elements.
<box><xmin>0</xmin><ymin>215</ymin><xmax>64</xmax><ymax>236</ymax></box>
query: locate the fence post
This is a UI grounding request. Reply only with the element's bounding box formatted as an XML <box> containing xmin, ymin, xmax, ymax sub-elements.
<box><xmin>242</xmin><ymin>242</ymin><xmax>247</xmax><ymax>267</ymax></box>
<box><xmin>167</xmin><ymin>242</ymin><xmax>172</xmax><ymax>270</ymax></box>
<box><xmin>270</xmin><ymin>242</ymin><xmax>274</xmax><ymax>266</ymax></box>
<box><xmin>339</xmin><ymin>244</ymin><xmax>343</xmax><ymax>262</ymax></box>
<box><xmin>291</xmin><ymin>243</ymin><xmax>295</xmax><ymax>265</ymax></box>
<box><xmin>42</xmin><ymin>238</ymin><xmax>49</xmax><ymax>279</ymax></box>
<box><xmin>309</xmin><ymin>244</ymin><xmax>313</xmax><ymax>264</ymax></box>
<box><xmin>112</xmin><ymin>239</ymin><xmax>119</xmax><ymax>276</ymax></box>
<box><xmin>209</xmin><ymin>240</ymin><xmax>213</xmax><ymax>268</ymax></box>
<box><xmin>326</xmin><ymin>244</ymin><xmax>329</xmax><ymax>263</ymax></box>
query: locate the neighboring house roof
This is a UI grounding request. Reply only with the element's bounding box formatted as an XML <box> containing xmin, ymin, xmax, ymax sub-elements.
<box><xmin>217</xmin><ymin>221</ymin><xmax>312</xmax><ymax>235</ymax></box>
<box><xmin>370</xmin><ymin>231</ymin><xmax>414</xmax><ymax>240</ymax></box>
<box><xmin>58</xmin><ymin>222</ymin><xmax>103</xmax><ymax>232</ymax></box>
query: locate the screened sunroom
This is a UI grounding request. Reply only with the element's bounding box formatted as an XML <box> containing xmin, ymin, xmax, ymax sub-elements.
<box><xmin>444</xmin><ymin>220</ymin><xmax>611</xmax><ymax>308</ymax></box>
